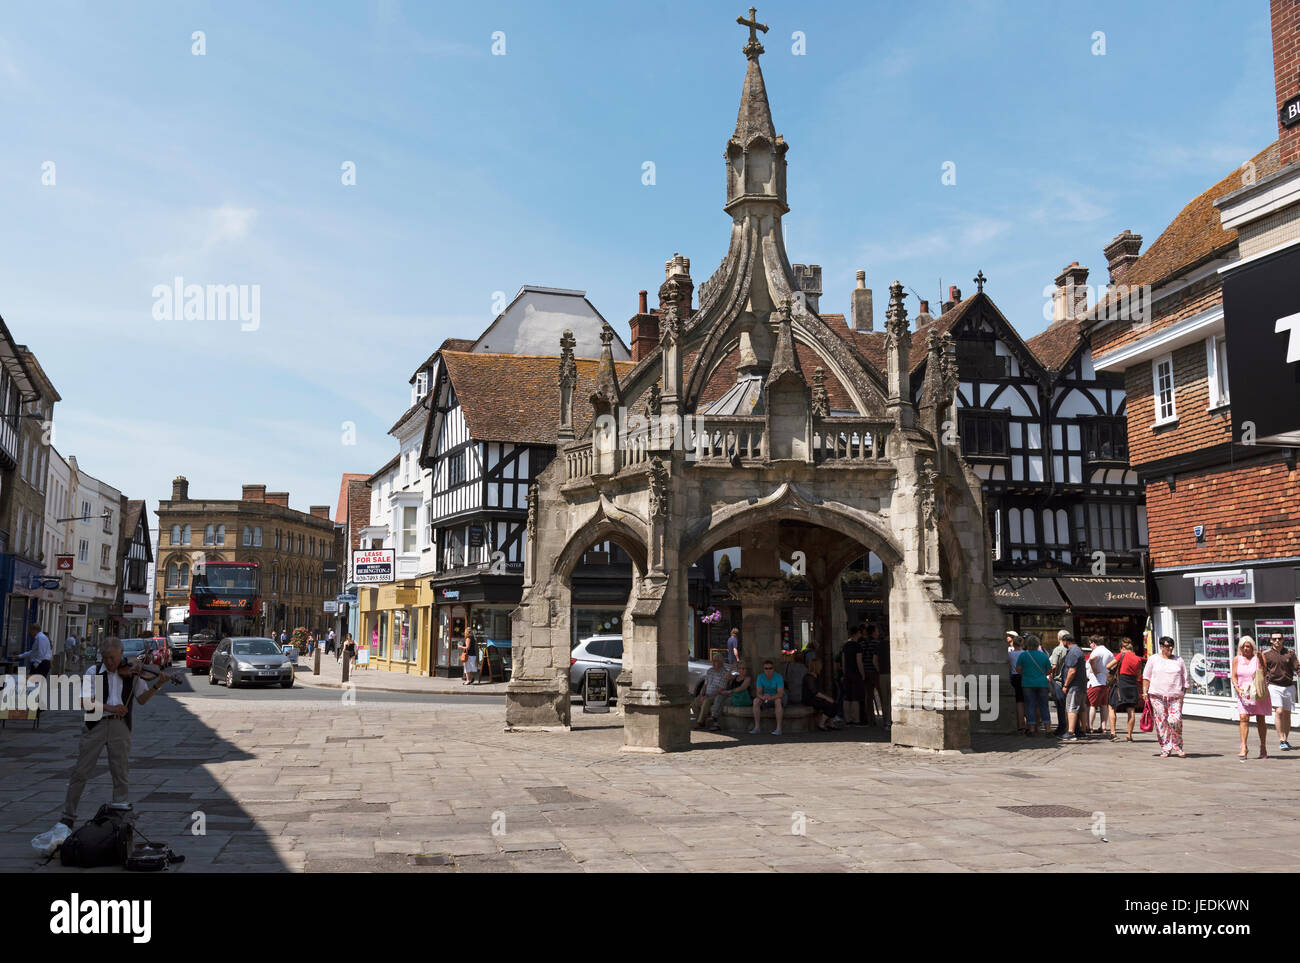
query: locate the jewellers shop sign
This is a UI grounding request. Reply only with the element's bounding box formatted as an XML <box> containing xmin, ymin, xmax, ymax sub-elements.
<box><xmin>1187</xmin><ymin>569</ymin><xmax>1254</xmax><ymax>606</ymax></box>
<box><xmin>1222</xmin><ymin>242</ymin><xmax>1300</xmax><ymax>446</ymax></box>
<box><xmin>352</xmin><ymin>549</ymin><xmax>395</xmax><ymax>584</ymax></box>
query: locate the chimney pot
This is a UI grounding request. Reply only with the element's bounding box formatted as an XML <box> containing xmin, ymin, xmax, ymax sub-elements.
<box><xmin>919</xmin><ymin>300</ymin><xmax>930</xmax><ymax>316</ymax></box>
<box><xmin>856</xmin><ymin>270</ymin><xmax>866</xmax><ymax>288</ymax></box>
<box><xmin>638</xmin><ymin>289</ymin><xmax>648</xmax><ymax>314</ymax></box>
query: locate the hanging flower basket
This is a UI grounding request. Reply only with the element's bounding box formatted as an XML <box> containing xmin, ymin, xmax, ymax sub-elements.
<box><xmin>701</xmin><ymin>607</ymin><xmax>723</xmax><ymax>625</ymax></box>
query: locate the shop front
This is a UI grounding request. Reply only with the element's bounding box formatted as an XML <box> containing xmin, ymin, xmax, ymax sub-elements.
<box><xmin>1053</xmin><ymin>576</ymin><xmax>1147</xmax><ymax>651</ymax></box>
<box><xmin>362</xmin><ymin>581</ymin><xmax>433</xmax><ymax>674</ymax></box>
<box><xmin>430</xmin><ymin>572</ymin><xmax>522</xmax><ymax>679</ymax></box>
<box><xmin>1154</xmin><ymin>563</ymin><xmax>1300</xmax><ymax>720</ymax></box>
<box><xmin>0</xmin><ymin>555</ymin><xmax>41</xmax><ymax>661</ymax></box>
<box><xmin>992</xmin><ymin>575</ymin><xmax>1069</xmax><ymax>644</ymax></box>
<box><xmin>122</xmin><ymin>592</ymin><xmax>152</xmax><ymax>638</ymax></box>
<box><xmin>87</xmin><ymin>602</ymin><xmax>110</xmax><ymax>643</ymax></box>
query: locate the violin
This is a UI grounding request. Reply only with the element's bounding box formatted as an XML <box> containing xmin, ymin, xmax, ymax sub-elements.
<box><xmin>116</xmin><ymin>655</ymin><xmax>184</xmax><ymax>686</ymax></box>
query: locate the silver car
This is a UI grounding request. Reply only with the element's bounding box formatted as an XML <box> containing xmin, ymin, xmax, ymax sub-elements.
<box><xmin>208</xmin><ymin>636</ymin><xmax>295</xmax><ymax>689</ymax></box>
<box><xmin>569</xmin><ymin>634</ymin><xmax>712</xmax><ymax>697</ymax></box>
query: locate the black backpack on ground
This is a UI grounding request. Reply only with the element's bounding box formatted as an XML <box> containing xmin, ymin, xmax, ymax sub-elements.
<box><xmin>60</xmin><ymin>804</ymin><xmax>134</xmax><ymax>868</ymax></box>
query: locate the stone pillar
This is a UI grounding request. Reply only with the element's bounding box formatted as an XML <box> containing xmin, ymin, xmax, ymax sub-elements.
<box><xmin>620</xmin><ymin>573</ymin><xmax>693</xmax><ymax>752</ymax></box>
<box><xmin>887</xmin><ymin>569</ymin><xmax>970</xmax><ymax>751</ymax></box>
<box><xmin>730</xmin><ymin>525</ymin><xmax>786</xmax><ymax>671</ymax></box>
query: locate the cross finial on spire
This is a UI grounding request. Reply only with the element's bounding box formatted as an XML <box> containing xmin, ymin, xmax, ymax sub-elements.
<box><xmin>737</xmin><ymin>6</ymin><xmax>768</xmax><ymax>59</ymax></box>
<box><xmin>974</xmin><ymin>269</ymin><xmax>987</xmax><ymax>294</ymax></box>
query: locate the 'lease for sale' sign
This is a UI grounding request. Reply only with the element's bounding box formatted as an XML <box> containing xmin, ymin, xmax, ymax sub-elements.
<box><xmin>352</xmin><ymin>549</ymin><xmax>395</xmax><ymax>584</ymax></box>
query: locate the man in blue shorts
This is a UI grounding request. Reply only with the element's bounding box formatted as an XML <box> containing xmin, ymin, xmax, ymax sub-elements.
<box><xmin>750</xmin><ymin>659</ymin><xmax>785</xmax><ymax>735</ymax></box>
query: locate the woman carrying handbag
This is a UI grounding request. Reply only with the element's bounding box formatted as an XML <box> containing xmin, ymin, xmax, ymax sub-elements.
<box><xmin>1142</xmin><ymin>636</ymin><xmax>1190</xmax><ymax>758</ymax></box>
<box><xmin>1107</xmin><ymin>638</ymin><xmax>1144</xmax><ymax>741</ymax></box>
<box><xmin>1232</xmin><ymin>636</ymin><xmax>1272</xmax><ymax>759</ymax></box>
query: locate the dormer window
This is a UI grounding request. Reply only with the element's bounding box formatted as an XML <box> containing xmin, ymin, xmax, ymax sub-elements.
<box><xmin>414</xmin><ymin>371</ymin><xmax>429</xmax><ymax>399</ymax></box>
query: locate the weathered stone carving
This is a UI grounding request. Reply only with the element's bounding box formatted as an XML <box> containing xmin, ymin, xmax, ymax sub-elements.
<box><xmin>648</xmin><ymin>457</ymin><xmax>671</xmax><ymax>520</ymax></box>
<box><xmin>811</xmin><ymin>367</ymin><xmax>829</xmax><ymax>417</ymax></box>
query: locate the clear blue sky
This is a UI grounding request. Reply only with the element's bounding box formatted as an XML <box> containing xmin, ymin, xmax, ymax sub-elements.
<box><xmin>0</xmin><ymin>0</ymin><xmax>1278</xmax><ymax>523</ymax></box>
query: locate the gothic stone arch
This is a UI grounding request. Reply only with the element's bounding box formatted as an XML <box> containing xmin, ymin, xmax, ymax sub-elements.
<box><xmin>504</xmin><ymin>15</ymin><xmax>1003</xmax><ymax>752</ymax></box>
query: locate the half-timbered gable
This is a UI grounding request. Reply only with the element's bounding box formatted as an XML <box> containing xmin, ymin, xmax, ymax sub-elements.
<box><xmin>420</xmin><ymin>351</ymin><xmax>632</xmax><ymax>578</ymax></box>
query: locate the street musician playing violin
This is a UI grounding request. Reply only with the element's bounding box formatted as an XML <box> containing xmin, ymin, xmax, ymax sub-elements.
<box><xmin>59</xmin><ymin>637</ymin><xmax>181</xmax><ymax>829</ymax></box>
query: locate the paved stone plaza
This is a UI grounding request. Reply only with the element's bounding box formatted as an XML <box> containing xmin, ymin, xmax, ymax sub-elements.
<box><xmin>1</xmin><ymin>688</ymin><xmax>1294</xmax><ymax>873</ymax></box>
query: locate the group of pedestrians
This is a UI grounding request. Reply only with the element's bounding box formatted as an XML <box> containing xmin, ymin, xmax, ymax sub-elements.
<box><xmin>690</xmin><ymin>623</ymin><xmax>888</xmax><ymax>735</ymax></box>
<box><xmin>1008</xmin><ymin>627</ymin><xmax>1298</xmax><ymax>759</ymax></box>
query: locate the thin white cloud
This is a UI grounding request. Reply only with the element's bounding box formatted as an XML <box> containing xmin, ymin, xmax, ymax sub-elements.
<box><xmin>1025</xmin><ymin>177</ymin><xmax>1109</xmax><ymax>225</ymax></box>
<box><xmin>857</xmin><ymin>216</ymin><xmax>1011</xmax><ymax>265</ymax></box>
<box><xmin>206</xmin><ymin>205</ymin><xmax>258</xmax><ymax>245</ymax></box>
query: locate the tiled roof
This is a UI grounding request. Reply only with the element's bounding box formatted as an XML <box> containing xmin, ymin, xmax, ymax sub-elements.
<box><xmin>1025</xmin><ymin>317</ymin><xmax>1085</xmax><ymax>372</ymax></box>
<box><xmin>849</xmin><ymin>297</ymin><xmax>976</xmax><ymax>374</ymax></box>
<box><xmin>410</xmin><ymin>338</ymin><xmax>477</xmax><ymax>383</ymax></box>
<box><xmin>1101</xmin><ymin>141</ymin><xmax>1280</xmax><ymax>299</ymax></box>
<box><xmin>388</xmin><ymin>397</ymin><xmax>428</xmax><ymax>434</ymax></box>
<box><xmin>441</xmin><ymin>351</ymin><xmax>635</xmax><ymax>445</ymax></box>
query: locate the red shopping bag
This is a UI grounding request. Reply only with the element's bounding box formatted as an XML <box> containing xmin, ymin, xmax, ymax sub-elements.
<box><xmin>1139</xmin><ymin>699</ymin><xmax>1154</xmax><ymax>733</ymax></box>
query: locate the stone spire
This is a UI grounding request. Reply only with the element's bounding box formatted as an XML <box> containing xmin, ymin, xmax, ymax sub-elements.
<box><xmin>733</xmin><ymin>7</ymin><xmax>775</xmax><ymax>144</ymax></box>
<box><xmin>557</xmin><ymin>329</ymin><xmax>577</xmax><ymax>442</ymax></box>
<box><xmin>590</xmin><ymin>323</ymin><xmax>622</xmax><ymax>412</ymax></box>
<box><xmin>884</xmin><ymin>281</ymin><xmax>914</xmax><ymax>427</ymax></box>
<box><xmin>725</xmin><ymin>7</ymin><xmax>788</xmax><ymax>215</ymax></box>
<box><xmin>765</xmin><ymin>298</ymin><xmax>805</xmax><ymax>386</ymax></box>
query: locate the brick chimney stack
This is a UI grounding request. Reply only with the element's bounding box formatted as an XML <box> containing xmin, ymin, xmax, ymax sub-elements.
<box><xmin>309</xmin><ymin>505</ymin><xmax>331</xmax><ymax>519</ymax></box>
<box><xmin>1053</xmin><ymin>263</ymin><xmax>1090</xmax><ymax>322</ymax></box>
<box><xmin>628</xmin><ymin>289</ymin><xmax>660</xmax><ymax>362</ymax></box>
<box><xmin>172</xmin><ymin>476</ymin><xmax>189</xmax><ymax>501</ymax></box>
<box><xmin>1103</xmin><ymin>230</ymin><xmax>1143</xmax><ymax>287</ymax></box>
<box><xmin>242</xmin><ymin>484</ymin><xmax>266</xmax><ymax>502</ymax></box>
<box><xmin>850</xmin><ymin>270</ymin><xmax>874</xmax><ymax>331</ymax></box>
<box><xmin>942</xmin><ymin>285</ymin><xmax>962</xmax><ymax>314</ymax></box>
<box><xmin>1274</xmin><ymin>0</ymin><xmax>1300</xmax><ymax>168</ymax></box>
<box><xmin>265</xmin><ymin>492</ymin><xmax>290</xmax><ymax>508</ymax></box>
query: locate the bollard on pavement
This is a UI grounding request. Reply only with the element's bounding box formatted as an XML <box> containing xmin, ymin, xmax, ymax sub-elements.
<box><xmin>313</xmin><ymin>645</ymin><xmax>321</xmax><ymax>676</ymax></box>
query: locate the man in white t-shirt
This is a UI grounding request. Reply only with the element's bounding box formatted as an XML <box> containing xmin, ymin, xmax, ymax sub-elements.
<box><xmin>1087</xmin><ymin>637</ymin><xmax>1116</xmax><ymax>738</ymax></box>
<box><xmin>60</xmin><ymin>637</ymin><xmax>172</xmax><ymax>828</ymax></box>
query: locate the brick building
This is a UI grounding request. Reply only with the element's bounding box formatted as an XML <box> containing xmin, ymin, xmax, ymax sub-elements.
<box><xmin>153</xmin><ymin>477</ymin><xmax>340</xmax><ymax>638</ymax></box>
<box><xmin>1085</xmin><ymin>0</ymin><xmax>1300</xmax><ymax>719</ymax></box>
<box><xmin>0</xmin><ymin>339</ymin><xmax>59</xmax><ymax>659</ymax></box>
<box><xmin>332</xmin><ymin>472</ymin><xmax>369</xmax><ymax>643</ymax></box>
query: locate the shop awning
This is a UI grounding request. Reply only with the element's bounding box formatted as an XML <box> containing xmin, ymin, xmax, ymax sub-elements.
<box><xmin>991</xmin><ymin>576</ymin><xmax>1066</xmax><ymax>611</ymax></box>
<box><xmin>1054</xmin><ymin>577</ymin><xmax>1147</xmax><ymax>612</ymax></box>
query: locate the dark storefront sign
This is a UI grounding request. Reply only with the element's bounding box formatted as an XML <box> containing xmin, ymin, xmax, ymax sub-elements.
<box><xmin>991</xmin><ymin>576</ymin><xmax>1066</xmax><ymax>612</ymax></box>
<box><xmin>1222</xmin><ymin>242</ymin><xmax>1300</xmax><ymax>446</ymax></box>
<box><xmin>1054</xmin><ymin>577</ymin><xmax>1148</xmax><ymax>612</ymax></box>
<box><xmin>1155</xmin><ymin>564</ymin><xmax>1298</xmax><ymax>609</ymax></box>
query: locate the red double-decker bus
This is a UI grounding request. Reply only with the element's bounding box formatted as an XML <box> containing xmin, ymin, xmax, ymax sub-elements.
<box><xmin>185</xmin><ymin>561</ymin><xmax>262</xmax><ymax>673</ymax></box>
